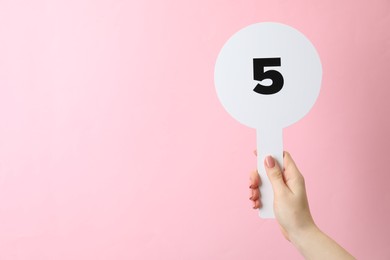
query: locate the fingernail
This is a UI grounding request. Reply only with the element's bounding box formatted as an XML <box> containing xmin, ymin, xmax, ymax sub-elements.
<box><xmin>265</xmin><ymin>156</ymin><xmax>275</xmax><ymax>168</ymax></box>
<box><xmin>252</xmin><ymin>200</ymin><xmax>257</xmax><ymax>209</ymax></box>
<box><xmin>249</xmin><ymin>196</ymin><xmax>253</xmax><ymax>200</ymax></box>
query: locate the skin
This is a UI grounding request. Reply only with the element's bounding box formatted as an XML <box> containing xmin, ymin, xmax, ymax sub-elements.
<box><xmin>250</xmin><ymin>151</ymin><xmax>355</xmax><ymax>260</ymax></box>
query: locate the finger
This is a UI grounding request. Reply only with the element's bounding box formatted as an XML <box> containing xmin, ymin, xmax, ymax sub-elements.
<box><xmin>283</xmin><ymin>151</ymin><xmax>304</xmax><ymax>180</ymax></box>
<box><xmin>249</xmin><ymin>170</ymin><xmax>260</xmax><ymax>189</ymax></box>
<box><xmin>250</xmin><ymin>188</ymin><xmax>260</xmax><ymax>201</ymax></box>
<box><xmin>283</xmin><ymin>151</ymin><xmax>300</xmax><ymax>176</ymax></box>
<box><xmin>253</xmin><ymin>199</ymin><xmax>261</xmax><ymax>209</ymax></box>
<box><xmin>264</xmin><ymin>155</ymin><xmax>287</xmax><ymax>195</ymax></box>
<box><xmin>283</xmin><ymin>151</ymin><xmax>305</xmax><ymax>192</ymax></box>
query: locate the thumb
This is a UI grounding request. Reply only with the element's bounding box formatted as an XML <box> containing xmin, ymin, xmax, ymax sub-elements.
<box><xmin>264</xmin><ymin>155</ymin><xmax>287</xmax><ymax>195</ymax></box>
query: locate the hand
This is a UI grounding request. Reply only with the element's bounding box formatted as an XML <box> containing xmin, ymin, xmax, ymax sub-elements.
<box><xmin>250</xmin><ymin>151</ymin><xmax>355</xmax><ymax>259</ymax></box>
<box><xmin>250</xmin><ymin>151</ymin><xmax>316</xmax><ymax>241</ymax></box>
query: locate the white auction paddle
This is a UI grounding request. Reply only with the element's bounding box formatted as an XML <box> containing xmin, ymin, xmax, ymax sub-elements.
<box><xmin>214</xmin><ymin>22</ymin><xmax>322</xmax><ymax>218</ymax></box>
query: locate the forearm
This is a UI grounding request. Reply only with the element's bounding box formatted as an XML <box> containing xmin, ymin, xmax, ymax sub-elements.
<box><xmin>290</xmin><ymin>225</ymin><xmax>355</xmax><ymax>260</ymax></box>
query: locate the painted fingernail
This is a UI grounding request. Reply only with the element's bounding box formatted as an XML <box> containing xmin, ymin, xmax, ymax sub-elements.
<box><xmin>265</xmin><ymin>156</ymin><xmax>275</xmax><ymax>168</ymax></box>
<box><xmin>249</xmin><ymin>196</ymin><xmax>253</xmax><ymax>200</ymax></box>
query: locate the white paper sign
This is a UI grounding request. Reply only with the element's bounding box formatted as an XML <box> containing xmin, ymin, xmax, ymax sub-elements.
<box><xmin>214</xmin><ymin>22</ymin><xmax>322</xmax><ymax>218</ymax></box>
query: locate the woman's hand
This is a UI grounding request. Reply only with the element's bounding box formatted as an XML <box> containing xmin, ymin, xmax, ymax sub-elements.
<box><xmin>250</xmin><ymin>151</ymin><xmax>315</xmax><ymax>241</ymax></box>
<box><xmin>249</xmin><ymin>151</ymin><xmax>355</xmax><ymax>259</ymax></box>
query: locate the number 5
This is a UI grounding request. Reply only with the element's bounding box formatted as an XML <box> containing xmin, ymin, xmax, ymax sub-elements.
<box><xmin>253</xmin><ymin>57</ymin><xmax>284</xmax><ymax>95</ymax></box>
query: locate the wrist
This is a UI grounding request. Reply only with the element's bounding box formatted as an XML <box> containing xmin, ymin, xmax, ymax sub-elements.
<box><xmin>289</xmin><ymin>223</ymin><xmax>321</xmax><ymax>249</ymax></box>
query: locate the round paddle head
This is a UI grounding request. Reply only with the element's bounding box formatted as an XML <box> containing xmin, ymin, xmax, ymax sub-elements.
<box><xmin>214</xmin><ymin>22</ymin><xmax>322</xmax><ymax>129</ymax></box>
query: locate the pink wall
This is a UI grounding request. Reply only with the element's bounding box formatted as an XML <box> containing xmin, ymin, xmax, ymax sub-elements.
<box><xmin>0</xmin><ymin>0</ymin><xmax>389</xmax><ymax>259</ymax></box>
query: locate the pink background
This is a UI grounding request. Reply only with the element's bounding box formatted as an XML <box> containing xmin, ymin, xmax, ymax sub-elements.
<box><xmin>0</xmin><ymin>0</ymin><xmax>389</xmax><ymax>259</ymax></box>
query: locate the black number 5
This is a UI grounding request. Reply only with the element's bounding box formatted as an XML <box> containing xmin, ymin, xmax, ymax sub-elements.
<box><xmin>253</xmin><ymin>57</ymin><xmax>284</xmax><ymax>95</ymax></box>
